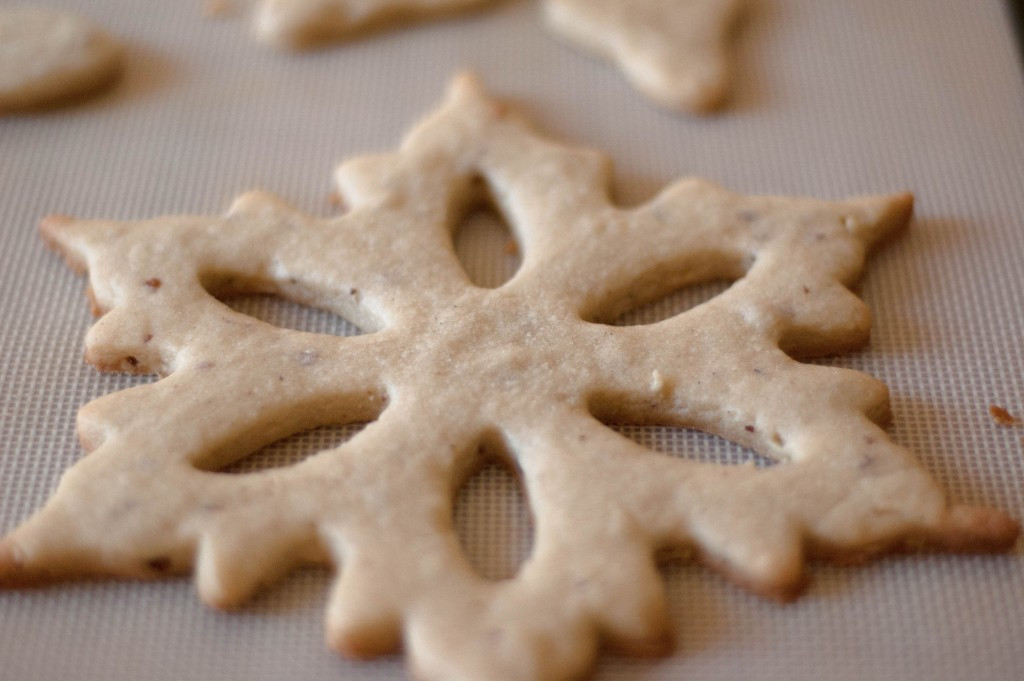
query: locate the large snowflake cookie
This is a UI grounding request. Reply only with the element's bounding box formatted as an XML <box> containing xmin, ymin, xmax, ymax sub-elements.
<box><xmin>0</xmin><ymin>5</ymin><xmax>121</xmax><ymax>112</ymax></box>
<box><xmin>2</xmin><ymin>73</ymin><xmax>1017</xmax><ymax>681</ymax></box>
<box><xmin>544</xmin><ymin>0</ymin><xmax>743</xmax><ymax>113</ymax></box>
<box><xmin>254</xmin><ymin>0</ymin><xmax>498</xmax><ymax>48</ymax></box>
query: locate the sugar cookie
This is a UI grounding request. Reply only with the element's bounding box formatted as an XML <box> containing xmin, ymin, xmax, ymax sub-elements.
<box><xmin>2</xmin><ymin>74</ymin><xmax>1017</xmax><ymax>681</ymax></box>
<box><xmin>255</xmin><ymin>0</ymin><xmax>497</xmax><ymax>48</ymax></box>
<box><xmin>544</xmin><ymin>0</ymin><xmax>743</xmax><ymax>113</ymax></box>
<box><xmin>0</xmin><ymin>6</ymin><xmax>121</xmax><ymax>112</ymax></box>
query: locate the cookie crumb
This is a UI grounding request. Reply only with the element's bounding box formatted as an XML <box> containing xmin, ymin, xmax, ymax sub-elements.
<box><xmin>988</xmin><ymin>405</ymin><xmax>1020</xmax><ymax>426</ymax></box>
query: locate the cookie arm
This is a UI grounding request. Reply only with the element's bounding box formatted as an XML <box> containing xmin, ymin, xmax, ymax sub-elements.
<box><xmin>0</xmin><ymin>322</ymin><xmax>388</xmax><ymax>588</ymax></box>
<box><xmin>584</xmin><ymin>316</ymin><xmax>1019</xmax><ymax>569</ymax></box>
<box><xmin>516</xmin><ymin>182</ymin><xmax>912</xmax><ymax>330</ymax></box>
<box><xmin>40</xmin><ymin>189</ymin><xmax>477</xmax><ymax>345</ymax></box>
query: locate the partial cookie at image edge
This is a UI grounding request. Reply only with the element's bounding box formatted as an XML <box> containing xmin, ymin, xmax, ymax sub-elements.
<box><xmin>0</xmin><ymin>6</ymin><xmax>122</xmax><ymax>113</ymax></box>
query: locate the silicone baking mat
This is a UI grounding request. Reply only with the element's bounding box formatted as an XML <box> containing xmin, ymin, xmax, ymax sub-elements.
<box><xmin>1</xmin><ymin>1</ymin><xmax>1022</xmax><ymax>679</ymax></box>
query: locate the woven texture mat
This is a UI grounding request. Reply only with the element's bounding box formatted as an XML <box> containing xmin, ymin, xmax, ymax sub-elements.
<box><xmin>1</xmin><ymin>1</ymin><xmax>1022</xmax><ymax>679</ymax></box>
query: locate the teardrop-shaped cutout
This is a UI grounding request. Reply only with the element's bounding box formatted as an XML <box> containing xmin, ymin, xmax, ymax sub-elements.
<box><xmin>223</xmin><ymin>294</ymin><xmax>363</xmax><ymax>337</ymax></box>
<box><xmin>611</xmin><ymin>424</ymin><xmax>776</xmax><ymax>468</ymax></box>
<box><xmin>453</xmin><ymin>454</ymin><xmax>533</xmax><ymax>581</ymax></box>
<box><xmin>218</xmin><ymin>422</ymin><xmax>368</xmax><ymax>474</ymax></box>
<box><xmin>613</xmin><ymin>279</ymin><xmax>735</xmax><ymax>326</ymax></box>
<box><xmin>453</xmin><ymin>179</ymin><xmax>522</xmax><ymax>289</ymax></box>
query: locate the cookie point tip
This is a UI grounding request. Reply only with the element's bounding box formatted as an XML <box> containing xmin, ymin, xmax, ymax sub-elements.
<box><xmin>892</xmin><ymin>190</ymin><xmax>915</xmax><ymax>222</ymax></box>
<box><xmin>227</xmin><ymin>189</ymin><xmax>275</xmax><ymax>214</ymax></box>
<box><xmin>0</xmin><ymin>538</ymin><xmax>30</xmax><ymax>588</ymax></box>
<box><xmin>759</xmin><ymin>569</ymin><xmax>809</xmax><ymax>604</ymax></box>
<box><xmin>610</xmin><ymin>625</ymin><xmax>675</xmax><ymax>658</ymax></box>
<box><xmin>448</xmin><ymin>70</ymin><xmax>486</xmax><ymax>99</ymax></box>
<box><xmin>951</xmin><ymin>506</ymin><xmax>1021</xmax><ymax>553</ymax></box>
<box><xmin>326</xmin><ymin>627</ymin><xmax>400</xmax><ymax>660</ymax></box>
<box><xmin>846</xmin><ymin>190</ymin><xmax>915</xmax><ymax>248</ymax></box>
<box><xmin>920</xmin><ymin>505</ymin><xmax>1022</xmax><ymax>555</ymax></box>
<box><xmin>39</xmin><ymin>213</ymin><xmax>75</xmax><ymax>236</ymax></box>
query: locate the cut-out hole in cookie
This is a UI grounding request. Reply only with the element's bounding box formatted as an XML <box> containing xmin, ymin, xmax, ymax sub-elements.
<box><xmin>217</xmin><ymin>422</ymin><xmax>369</xmax><ymax>474</ymax></box>
<box><xmin>613</xmin><ymin>279</ymin><xmax>736</xmax><ymax>326</ymax></box>
<box><xmin>611</xmin><ymin>424</ymin><xmax>777</xmax><ymax>468</ymax></box>
<box><xmin>454</xmin><ymin>452</ymin><xmax>533</xmax><ymax>581</ymax></box>
<box><xmin>452</xmin><ymin>179</ymin><xmax>522</xmax><ymax>289</ymax></box>
<box><xmin>222</xmin><ymin>294</ymin><xmax>364</xmax><ymax>337</ymax></box>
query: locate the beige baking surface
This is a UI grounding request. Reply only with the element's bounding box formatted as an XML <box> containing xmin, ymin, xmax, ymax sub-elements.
<box><xmin>1</xmin><ymin>1</ymin><xmax>1022</xmax><ymax>679</ymax></box>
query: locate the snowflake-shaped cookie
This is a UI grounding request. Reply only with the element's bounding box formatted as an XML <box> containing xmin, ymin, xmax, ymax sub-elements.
<box><xmin>2</xmin><ymin>74</ymin><xmax>1017</xmax><ymax>681</ymax></box>
<box><xmin>254</xmin><ymin>0</ymin><xmax>499</xmax><ymax>47</ymax></box>
<box><xmin>543</xmin><ymin>0</ymin><xmax>743</xmax><ymax>112</ymax></box>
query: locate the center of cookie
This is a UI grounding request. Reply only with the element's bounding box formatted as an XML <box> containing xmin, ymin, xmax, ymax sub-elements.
<box><xmin>390</xmin><ymin>287</ymin><xmax>591</xmax><ymax>411</ymax></box>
